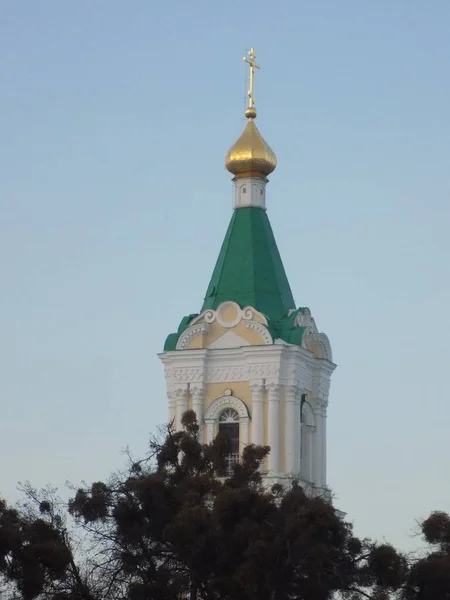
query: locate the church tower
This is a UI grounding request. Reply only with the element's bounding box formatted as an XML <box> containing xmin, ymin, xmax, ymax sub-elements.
<box><xmin>160</xmin><ymin>49</ymin><xmax>335</xmax><ymax>491</ymax></box>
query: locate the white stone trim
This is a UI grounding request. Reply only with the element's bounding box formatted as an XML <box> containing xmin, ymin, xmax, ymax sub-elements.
<box><xmin>301</xmin><ymin>401</ymin><xmax>316</xmax><ymax>428</ymax></box>
<box><xmin>204</xmin><ymin>395</ymin><xmax>249</xmax><ymax>420</ymax></box>
<box><xmin>176</xmin><ymin>323</ymin><xmax>209</xmax><ymax>350</ymax></box>
<box><xmin>204</xmin><ymin>395</ymin><xmax>250</xmax><ymax>454</ymax></box>
<box><xmin>267</xmin><ymin>383</ymin><xmax>280</xmax><ymax>473</ymax></box>
<box><xmin>249</xmin><ymin>382</ymin><xmax>264</xmax><ymax>446</ymax></box>
<box><xmin>191</xmin><ymin>385</ymin><xmax>204</xmax><ymax>442</ymax></box>
<box><xmin>240</xmin><ymin>419</ymin><xmax>249</xmax><ymax>451</ymax></box>
<box><xmin>206</xmin><ymin>421</ymin><xmax>214</xmax><ymax>444</ymax></box>
<box><xmin>295</xmin><ymin>394</ymin><xmax>302</xmax><ymax>475</ymax></box>
<box><xmin>294</xmin><ymin>308</ymin><xmax>318</xmax><ymax>332</ymax></box>
<box><xmin>160</xmin><ymin>314</ymin><xmax>336</xmax><ymax>486</ymax></box>
<box><xmin>161</xmin><ymin>343</ymin><xmax>331</xmax><ymax>389</ymax></box>
<box><xmin>167</xmin><ymin>390</ymin><xmax>177</xmax><ymax>424</ymax></box>
<box><xmin>174</xmin><ymin>386</ymin><xmax>189</xmax><ymax>431</ymax></box>
<box><xmin>190</xmin><ymin>302</ymin><xmax>268</xmax><ymax>328</ymax></box>
<box><xmin>285</xmin><ymin>385</ymin><xmax>298</xmax><ymax>474</ymax></box>
<box><xmin>303</xmin><ymin>332</ymin><xmax>333</xmax><ymax>361</ymax></box>
<box><xmin>300</xmin><ymin>400</ymin><xmax>316</xmax><ymax>483</ymax></box>
<box><xmin>244</xmin><ymin>321</ymin><xmax>272</xmax><ymax>344</ymax></box>
<box><xmin>312</xmin><ymin>397</ymin><xmax>327</xmax><ymax>487</ymax></box>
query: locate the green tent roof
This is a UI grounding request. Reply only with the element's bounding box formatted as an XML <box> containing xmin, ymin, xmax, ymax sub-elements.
<box><xmin>163</xmin><ymin>206</ymin><xmax>306</xmax><ymax>351</ymax></box>
<box><xmin>201</xmin><ymin>207</ymin><xmax>295</xmax><ymax>321</ymax></box>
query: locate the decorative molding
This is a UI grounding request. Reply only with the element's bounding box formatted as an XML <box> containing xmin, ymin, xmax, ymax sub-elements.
<box><xmin>174</xmin><ymin>386</ymin><xmax>189</xmax><ymax>399</ymax></box>
<box><xmin>191</xmin><ymin>385</ymin><xmax>204</xmax><ymax>403</ymax></box>
<box><xmin>301</xmin><ymin>326</ymin><xmax>314</xmax><ymax>338</ymax></box>
<box><xmin>204</xmin><ymin>395</ymin><xmax>250</xmax><ymax>421</ymax></box>
<box><xmin>285</xmin><ymin>385</ymin><xmax>299</xmax><ymax>402</ymax></box>
<box><xmin>190</xmin><ymin>302</ymin><xmax>268</xmax><ymax>328</ymax></box>
<box><xmin>294</xmin><ymin>308</ymin><xmax>318</xmax><ymax>332</ymax></box>
<box><xmin>303</xmin><ymin>332</ymin><xmax>333</xmax><ymax>362</ymax></box>
<box><xmin>249</xmin><ymin>363</ymin><xmax>281</xmax><ymax>379</ymax></box>
<box><xmin>207</xmin><ymin>365</ymin><xmax>249</xmax><ymax>382</ymax></box>
<box><xmin>312</xmin><ymin>396</ymin><xmax>328</xmax><ymax>415</ymax></box>
<box><xmin>249</xmin><ymin>382</ymin><xmax>264</xmax><ymax>395</ymax></box>
<box><xmin>245</xmin><ymin>321</ymin><xmax>272</xmax><ymax>344</ymax></box>
<box><xmin>166</xmin><ymin>362</ymin><xmax>305</xmax><ymax>386</ymax></box>
<box><xmin>266</xmin><ymin>382</ymin><xmax>280</xmax><ymax>399</ymax></box>
<box><xmin>169</xmin><ymin>367</ymin><xmax>204</xmax><ymax>383</ymax></box>
<box><xmin>176</xmin><ymin>323</ymin><xmax>209</xmax><ymax>350</ymax></box>
<box><xmin>296</xmin><ymin>366</ymin><xmax>313</xmax><ymax>390</ymax></box>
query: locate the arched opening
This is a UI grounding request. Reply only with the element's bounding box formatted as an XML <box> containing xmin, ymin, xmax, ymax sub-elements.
<box><xmin>218</xmin><ymin>408</ymin><xmax>240</xmax><ymax>471</ymax></box>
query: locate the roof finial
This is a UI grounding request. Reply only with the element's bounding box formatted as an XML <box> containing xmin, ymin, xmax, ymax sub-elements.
<box><xmin>225</xmin><ymin>48</ymin><xmax>277</xmax><ymax>179</ymax></box>
<box><xmin>243</xmin><ymin>48</ymin><xmax>260</xmax><ymax>120</ymax></box>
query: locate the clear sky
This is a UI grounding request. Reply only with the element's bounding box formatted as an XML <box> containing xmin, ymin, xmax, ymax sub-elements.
<box><xmin>1</xmin><ymin>0</ymin><xmax>450</xmax><ymax>552</ymax></box>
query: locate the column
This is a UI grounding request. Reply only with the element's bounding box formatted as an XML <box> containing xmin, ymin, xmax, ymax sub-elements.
<box><xmin>205</xmin><ymin>420</ymin><xmax>215</xmax><ymax>444</ymax></box>
<box><xmin>175</xmin><ymin>386</ymin><xmax>189</xmax><ymax>431</ymax></box>
<box><xmin>321</xmin><ymin>404</ymin><xmax>327</xmax><ymax>485</ymax></box>
<box><xmin>285</xmin><ymin>386</ymin><xmax>298</xmax><ymax>474</ymax></box>
<box><xmin>312</xmin><ymin>397</ymin><xmax>327</xmax><ymax>486</ymax></box>
<box><xmin>191</xmin><ymin>385</ymin><xmax>204</xmax><ymax>442</ymax></box>
<box><xmin>296</xmin><ymin>393</ymin><xmax>302</xmax><ymax>475</ymax></box>
<box><xmin>249</xmin><ymin>382</ymin><xmax>264</xmax><ymax>446</ymax></box>
<box><xmin>267</xmin><ymin>383</ymin><xmax>280</xmax><ymax>473</ymax></box>
<box><xmin>315</xmin><ymin>397</ymin><xmax>328</xmax><ymax>486</ymax></box>
<box><xmin>168</xmin><ymin>389</ymin><xmax>177</xmax><ymax>425</ymax></box>
<box><xmin>240</xmin><ymin>418</ymin><xmax>249</xmax><ymax>452</ymax></box>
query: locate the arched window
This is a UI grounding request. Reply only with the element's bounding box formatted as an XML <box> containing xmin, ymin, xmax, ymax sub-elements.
<box><xmin>218</xmin><ymin>408</ymin><xmax>240</xmax><ymax>454</ymax></box>
<box><xmin>204</xmin><ymin>396</ymin><xmax>249</xmax><ymax>456</ymax></box>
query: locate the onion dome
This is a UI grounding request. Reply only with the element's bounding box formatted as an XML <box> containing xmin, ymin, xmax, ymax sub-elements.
<box><xmin>225</xmin><ymin>107</ymin><xmax>277</xmax><ymax>179</ymax></box>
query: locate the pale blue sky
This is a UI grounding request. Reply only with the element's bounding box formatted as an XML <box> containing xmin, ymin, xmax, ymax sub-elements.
<box><xmin>1</xmin><ymin>1</ymin><xmax>450</xmax><ymax>551</ymax></box>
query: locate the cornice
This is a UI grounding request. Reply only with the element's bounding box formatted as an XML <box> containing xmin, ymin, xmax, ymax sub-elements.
<box><xmin>161</xmin><ymin>339</ymin><xmax>335</xmax><ymax>391</ymax></box>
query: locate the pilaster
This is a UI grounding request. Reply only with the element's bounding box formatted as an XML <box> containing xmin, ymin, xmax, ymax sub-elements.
<box><xmin>312</xmin><ymin>397</ymin><xmax>328</xmax><ymax>487</ymax></box>
<box><xmin>175</xmin><ymin>385</ymin><xmax>189</xmax><ymax>431</ymax></box>
<box><xmin>167</xmin><ymin>389</ymin><xmax>177</xmax><ymax>425</ymax></box>
<box><xmin>285</xmin><ymin>385</ymin><xmax>298</xmax><ymax>474</ymax></box>
<box><xmin>205</xmin><ymin>420</ymin><xmax>214</xmax><ymax>444</ymax></box>
<box><xmin>296</xmin><ymin>392</ymin><xmax>303</xmax><ymax>476</ymax></box>
<box><xmin>249</xmin><ymin>381</ymin><xmax>264</xmax><ymax>446</ymax></box>
<box><xmin>267</xmin><ymin>382</ymin><xmax>280</xmax><ymax>473</ymax></box>
<box><xmin>240</xmin><ymin>417</ymin><xmax>249</xmax><ymax>451</ymax></box>
<box><xmin>191</xmin><ymin>384</ymin><xmax>204</xmax><ymax>442</ymax></box>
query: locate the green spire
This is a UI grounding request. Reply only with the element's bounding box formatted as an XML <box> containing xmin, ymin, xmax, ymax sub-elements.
<box><xmin>201</xmin><ymin>207</ymin><xmax>295</xmax><ymax>321</ymax></box>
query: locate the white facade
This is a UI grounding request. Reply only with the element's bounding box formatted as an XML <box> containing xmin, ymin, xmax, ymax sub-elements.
<box><xmin>160</xmin><ymin>302</ymin><xmax>335</xmax><ymax>492</ymax></box>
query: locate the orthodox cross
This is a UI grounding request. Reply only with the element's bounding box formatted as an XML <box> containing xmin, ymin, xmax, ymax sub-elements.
<box><xmin>243</xmin><ymin>48</ymin><xmax>260</xmax><ymax>109</ymax></box>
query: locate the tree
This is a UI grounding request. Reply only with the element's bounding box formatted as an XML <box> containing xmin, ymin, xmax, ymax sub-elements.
<box><xmin>403</xmin><ymin>511</ymin><xmax>450</xmax><ymax>600</ymax></box>
<box><xmin>0</xmin><ymin>411</ymin><xmax>412</xmax><ymax>600</ymax></box>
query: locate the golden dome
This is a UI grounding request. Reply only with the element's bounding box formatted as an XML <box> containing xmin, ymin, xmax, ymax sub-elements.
<box><xmin>225</xmin><ymin>108</ymin><xmax>277</xmax><ymax>179</ymax></box>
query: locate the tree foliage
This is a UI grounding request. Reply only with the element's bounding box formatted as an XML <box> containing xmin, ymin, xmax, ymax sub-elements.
<box><xmin>0</xmin><ymin>411</ymin><xmax>446</xmax><ymax>600</ymax></box>
<box><xmin>403</xmin><ymin>511</ymin><xmax>450</xmax><ymax>600</ymax></box>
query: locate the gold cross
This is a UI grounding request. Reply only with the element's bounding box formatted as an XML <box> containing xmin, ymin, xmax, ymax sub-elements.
<box><xmin>243</xmin><ymin>48</ymin><xmax>260</xmax><ymax>109</ymax></box>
